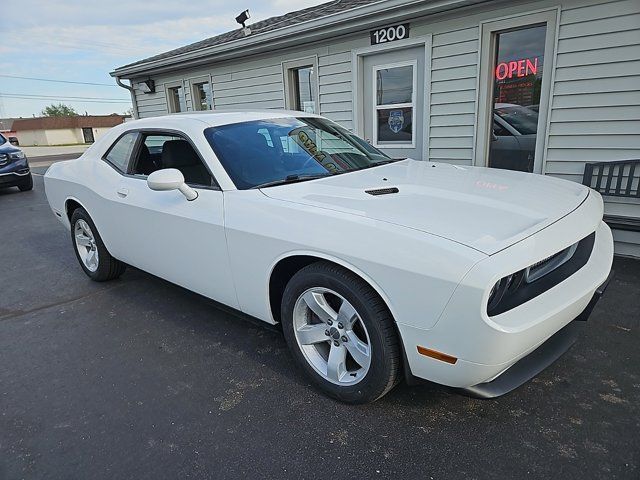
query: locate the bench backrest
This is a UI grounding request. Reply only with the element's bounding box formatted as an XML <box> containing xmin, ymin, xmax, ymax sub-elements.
<box><xmin>582</xmin><ymin>160</ymin><xmax>640</xmax><ymax>198</ymax></box>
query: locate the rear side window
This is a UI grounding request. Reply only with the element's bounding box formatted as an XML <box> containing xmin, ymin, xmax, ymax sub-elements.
<box><xmin>105</xmin><ymin>132</ymin><xmax>138</xmax><ymax>173</ymax></box>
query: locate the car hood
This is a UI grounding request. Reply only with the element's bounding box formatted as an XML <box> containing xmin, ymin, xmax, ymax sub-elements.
<box><xmin>0</xmin><ymin>142</ymin><xmax>21</xmax><ymax>154</ymax></box>
<box><xmin>260</xmin><ymin>160</ymin><xmax>589</xmax><ymax>255</ymax></box>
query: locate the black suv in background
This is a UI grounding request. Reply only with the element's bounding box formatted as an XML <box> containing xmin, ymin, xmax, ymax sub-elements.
<box><xmin>0</xmin><ymin>134</ymin><xmax>32</xmax><ymax>192</ymax></box>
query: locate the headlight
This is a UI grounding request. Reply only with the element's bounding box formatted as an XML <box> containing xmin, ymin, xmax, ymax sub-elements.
<box><xmin>487</xmin><ymin>271</ymin><xmax>524</xmax><ymax>315</ymax></box>
<box><xmin>9</xmin><ymin>151</ymin><xmax>25</xmax><ymax>160</ymax></box>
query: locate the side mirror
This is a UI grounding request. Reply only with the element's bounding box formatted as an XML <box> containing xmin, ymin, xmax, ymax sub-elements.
<box><xmin>147</xmin><ymin>168</ymin><xmax>198</xmax><ymax>201</ymax></box>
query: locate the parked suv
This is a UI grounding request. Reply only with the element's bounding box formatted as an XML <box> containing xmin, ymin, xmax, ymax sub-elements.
<box><xmin>0</xmin><ymin>134</ymin><xmax>32</xmax><ymax>191</ymax></box>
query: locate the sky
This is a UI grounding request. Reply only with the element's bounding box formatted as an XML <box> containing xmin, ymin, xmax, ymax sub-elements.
<box><xmin>0</xmin><ymin>0</ymin><xmax>328</xmax><ymax>119</ymax></box>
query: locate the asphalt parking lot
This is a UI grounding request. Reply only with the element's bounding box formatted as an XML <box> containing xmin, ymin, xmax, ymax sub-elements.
<box><xmin>1</xmin><ymin>172</ymin><xmax>639</xmax><ymax>479</ymax></box>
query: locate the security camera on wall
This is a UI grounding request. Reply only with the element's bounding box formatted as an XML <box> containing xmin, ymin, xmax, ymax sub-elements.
<box><xmin>138</xmin><ymin>79</ymin><xmax>155</xmax><ymax>94</ymax></box>
<box><xmin>236</xmin><ymin>9</ymin><xmax>251</xmax><ymax>36</ymax></box>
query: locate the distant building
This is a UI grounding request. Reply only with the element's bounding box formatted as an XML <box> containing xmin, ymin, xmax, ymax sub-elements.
<box><xmin>0</xmin><ymin>118</ymin><xmax>17</xmax><ymax>139</ymax></box>
<box><xmin>12</xmin><ymin>115</ymin><xmax>128</xmax><ymax>146</ymax></box>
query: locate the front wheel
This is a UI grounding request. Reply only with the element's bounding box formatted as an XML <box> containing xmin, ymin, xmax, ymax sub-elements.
<box><xmin>18</xmin><ymin>174</ymin><xmax>33</xmax><ymax>191</ymax></box>
<box><xmin>281</xmin><ymin>261</ymin><xmax>401</xmax><ymax>403</ymax></box>
<box><xmin>70</xmin><ymin>207</ymin><xmax>126</xmax><ymax>282</ymax></box>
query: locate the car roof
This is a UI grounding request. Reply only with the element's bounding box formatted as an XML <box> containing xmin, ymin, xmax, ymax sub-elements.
<box><xmin>125</xmin><ymin>110</ymin><xmax>322</xmax><ymax>129</ymax></box>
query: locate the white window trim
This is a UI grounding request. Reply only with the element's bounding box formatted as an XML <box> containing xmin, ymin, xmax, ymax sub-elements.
<box><xmin>473</xmin><ymin>8</ymin><xmax>559</xmax><ymax>174</ymax></box>
<box><xmin>188</xmin><ymin>75</ymin><xmax>214</xmax><ymax>111</ymax></box>
<box><xmin>282</xmin><ymin>56</ymin><xmax>319</xmax><ymax>114</ymax></box>
<box><xmin>371</xmin><ymin>59</ymin><xmax>418</xmax><ymax>149</ymax></box>
<box><xmin>351</xmin><ymin>35</ymin><xmax>432</xmax><ymax>160</ymax></box>
<box><xmin>165</xmin><ymin>80</ymin><xmax>186</xmax><ymax>113</ymax></box>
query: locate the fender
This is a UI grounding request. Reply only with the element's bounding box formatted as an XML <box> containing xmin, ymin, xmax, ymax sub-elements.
<box><xmin>266</xmin><ymin>249</ymin><xmax>399</xmax><ymax>325</ymax></box>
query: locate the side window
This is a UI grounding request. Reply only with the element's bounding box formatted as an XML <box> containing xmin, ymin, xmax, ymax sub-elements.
<box><xmin>104</xmin><ymin>132</ymin><xmax>138</xmax><ymax>173</ymax></box>
<box><xmin>493</xmin><ymin>121</ymin><xmax>510</xmax><ymax>137</ymax></box>
<box><xmin>130</xmin><ymin>132</ymin><xmax>214</xmax><ymax>187</ymax></box>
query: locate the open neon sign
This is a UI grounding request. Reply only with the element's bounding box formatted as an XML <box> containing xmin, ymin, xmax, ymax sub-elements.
<box><xmin>495</xmin><ymin>57</ymin><xmax>539</xmax><ymax>80</ymax></box>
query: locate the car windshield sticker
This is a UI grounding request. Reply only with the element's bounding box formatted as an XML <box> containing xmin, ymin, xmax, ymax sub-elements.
<box><xmin>289</xmin><ymin>128</ymin><xmax>339</xmax><ymax>172</ymax></box>
<box><xmin>388</xmin><ymin>110</ymin><xmax>404</xmax><ymax>134</ymax></box>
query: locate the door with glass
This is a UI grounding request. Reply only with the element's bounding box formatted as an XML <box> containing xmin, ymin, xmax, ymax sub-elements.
<box><xmin>477</xmin><ymin>11</ymin><xmax>557</xmax><ymax>173</ymax></box>
<box><xmin>363</xmin><ymin>47</ymin><xmax>424</xmax><ymax>160</ymax></box>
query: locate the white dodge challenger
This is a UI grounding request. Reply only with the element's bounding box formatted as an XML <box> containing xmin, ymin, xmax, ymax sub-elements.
<box><xmin>44</xmin><ymin>111</ymin><xmax>614</xmax><ymax>403</ymax></box>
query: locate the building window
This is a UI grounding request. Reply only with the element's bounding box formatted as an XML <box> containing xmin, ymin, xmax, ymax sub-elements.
<box><xmin>166</xmin><ymin>82</ymin><xmax>186</xmax><ymax>113</ymax></box>
<box><xmin>373</xmin><ymin>61</ymin><xmax>416</xmax><ymax>148</ymax></box>
<box><xmin>475</xmin><ymin>10</ymin><xmax>557</xmax><ymax>174</ymax></box>
<box><xmin>191</xmin><ymin>79</ymin><xmax>213</xmax><ymax>111</ymax></box>
<box><xmin>283</xmin><ymin>57</ymin><xmax>319</xmax><ymax>114</ymax></box>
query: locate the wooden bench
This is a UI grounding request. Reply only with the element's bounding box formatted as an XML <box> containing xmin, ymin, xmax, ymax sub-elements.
<box><xmin>582</xmin><ymin>159</ymin><xmax>640</xmax><ymax>233</ymax></box>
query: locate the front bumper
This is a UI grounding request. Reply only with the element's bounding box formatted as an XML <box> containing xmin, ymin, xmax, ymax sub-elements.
<box><xmin>0</xmin><ymin>157</ymin><xmax>30</xmax><ymax>187</ymax></box>
<box><xmin>0</xmin><ymin>169</ymin><xmax>31</xmax><ymax>187</ymax></box>
<box><xmin>460</xmin><ymin>271</ymin><xmax>612</xmax><ymax>398</ymax></box>
<box><xmin>398</xmin><ymin>197</ymin><xmax>614</xmax><ymax>391</ymax></box>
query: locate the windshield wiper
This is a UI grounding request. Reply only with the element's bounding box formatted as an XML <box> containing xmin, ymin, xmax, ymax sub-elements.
<box><xmin>338</xmin><ymin>158</ymin><xmax>402</xmax><ymax>174</ymax></box>
<box><xmin>251</xmin><ymin>173</ymin><xmax>332</xmax><ymax>189</ymax></box>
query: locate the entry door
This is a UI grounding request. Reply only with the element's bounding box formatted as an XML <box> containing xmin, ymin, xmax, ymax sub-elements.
<box><xmin>82</xmin><ymin>127</ymin><xmax>95</xmax><ymax>143</ymax></box>
<box><xmin>363</xmin><ymin>47</ymin><xmax>424</xmax><ymax>160</ymax></box>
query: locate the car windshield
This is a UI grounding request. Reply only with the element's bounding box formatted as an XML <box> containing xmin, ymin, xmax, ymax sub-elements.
<box><xmin>204</xmin><ymin>117</ymin><xmax>392</xmax><ymax>189</ymax></box>
<box><xmin>494</xmin><ymin>104</ymin><xmax>539</xmax><ymax>135</ymax></box>
<box><xmin>0</xmin><ymin>134</ymin><xmax>6</xmax><ymax>145</ymax></box>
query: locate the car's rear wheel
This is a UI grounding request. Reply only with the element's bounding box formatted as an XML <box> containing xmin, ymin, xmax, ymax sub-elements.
<box><xmin>70</xmin><ymin>207</ymin><xmax>126</xmax><ymax>282</ymax></box>
<box><xmin>18</xmin><ymin>174</ymin><xmax>33</xmax><ymax>191</ymax></box>
<box><xmin>281</xmin><ymin>261</ymin><xmax>401</xmax><ymax>403</ymax></box>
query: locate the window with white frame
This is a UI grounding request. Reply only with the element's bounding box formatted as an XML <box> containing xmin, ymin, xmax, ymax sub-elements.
<box><xmin>191</xmin><ymin>78</ymin><xmax>213</xmax><ymax>111</ymax></box>
<box><xmin>166</xmin><ymin>82</ymin><xmax>186</xmax><ymax>113</ymax></box>
<box><xmin>372</xmin><ymin>61</ymin><xmax>416</xmax><ymax>148</ymax></box>
<box><xmin>283</xmin><ymin>57</ymin><xmax>319</xmax><ymax>114</ymax></box>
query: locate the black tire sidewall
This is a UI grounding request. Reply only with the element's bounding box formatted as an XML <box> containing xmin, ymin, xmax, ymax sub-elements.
<box><xmin>70</xmin><ymin>207</ymin><xmax>120</xmax><ymax>281</ymax></box>
<box><xmin>18</xmin><ymin>174</ymin><xmax>33</xmax><ymax>191</ymax></box>
<box><xmin>281</xmin><ymin>263</ymin><xmax>399</xmax><ymax>403</ymax></box>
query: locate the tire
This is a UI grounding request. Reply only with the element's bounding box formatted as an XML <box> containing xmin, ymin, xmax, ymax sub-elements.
<box><xmin>281</xmin><ymin>261</ymin><xmax>401</xmax><ymax>404</ymax></box>
<box><xmin>70</xmin><ymin>207</ymin><xmax>126</xmax><ymax>282</ymax></box>
<box><xmin>18</xmin><ymin>174</ymin><xmax>33</xmax><ymax>191</ymax></box>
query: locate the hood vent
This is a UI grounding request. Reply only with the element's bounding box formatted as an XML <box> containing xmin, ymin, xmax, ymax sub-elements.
<box><xmin>365</xmin><ymin>187</ymin><xmax>399</xmax><ymax>196</ymax></box>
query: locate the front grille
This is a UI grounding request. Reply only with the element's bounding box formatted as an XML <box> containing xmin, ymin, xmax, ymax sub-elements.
<box><xmin>487</xmin><ymin>232</ymin><xmax>596</xmax><ymax>316</ymax></box>
<box><xmin>524</xmin><ymin>242</ymin><xmax>579</xmax><ymax>283</ymax></box>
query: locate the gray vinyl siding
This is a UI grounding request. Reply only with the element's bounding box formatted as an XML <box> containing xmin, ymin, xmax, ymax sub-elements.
<box><xmin>544</xmin><ymin>0</ymin><xmax>640</xmax><ymax>255</ymax></box>
<box><xmin>428</xmin><ymin>27</ymin><xmax>479</xmax><ymax>165</ymax></box>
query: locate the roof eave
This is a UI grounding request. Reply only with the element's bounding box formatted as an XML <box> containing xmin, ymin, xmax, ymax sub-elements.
<box><xmin>111</xmin><ymin>0</ymin><xmax>489</xmax><ymax>78</ymax></box>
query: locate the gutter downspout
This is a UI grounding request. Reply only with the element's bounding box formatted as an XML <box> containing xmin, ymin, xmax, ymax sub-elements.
<box><xmin>115</xmin><ymin>77</ymin><xmax>139</xmax><ymax>119</ymax></box>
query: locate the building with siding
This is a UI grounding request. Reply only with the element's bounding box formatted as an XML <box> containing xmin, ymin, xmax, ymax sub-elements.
<box><xmin>111</xmin><ymin>0</ymin><xmax>640</xmax><ymax>257</ymax></box>
<box><xmin>13</xmin><ymin>115</ymin><xmax>128</xmax><ymax>146</ymax></box>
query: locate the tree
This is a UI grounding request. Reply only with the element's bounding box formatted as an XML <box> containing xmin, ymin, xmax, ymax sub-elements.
<box><xmin>41</xmin><ymin>103</ymin><xmax>78</xmax><ymax>117</ymax></box>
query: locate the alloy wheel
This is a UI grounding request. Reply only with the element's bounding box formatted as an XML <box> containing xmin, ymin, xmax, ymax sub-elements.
<box><xmin>292</xmin><ymin>287</ymin><xmax>371</xmax><ymax>386</ymax></box>
<box><xmin>74</xmin><ymin>219</ymin><xmax>99</xmax><ymax>272</ymax></box>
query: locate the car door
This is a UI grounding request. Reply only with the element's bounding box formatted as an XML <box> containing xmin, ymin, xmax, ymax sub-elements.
<box><xmin>106</xmin><ymin>130</ymin><xmax>238</xmax><ymax>309</ymax></box>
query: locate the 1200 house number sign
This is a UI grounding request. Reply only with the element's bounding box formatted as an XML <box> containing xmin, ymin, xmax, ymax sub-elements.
<box><xmin>370</xmin><ymin>24</ymin><xmax>410</xmax><ymax>45</ymax></box>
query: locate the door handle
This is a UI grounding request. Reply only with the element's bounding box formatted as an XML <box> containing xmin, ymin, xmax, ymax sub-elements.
<box><xmin>117</xmin><ymin>187</ymin><xmax>129</xmax><ymax>198</ymax></box>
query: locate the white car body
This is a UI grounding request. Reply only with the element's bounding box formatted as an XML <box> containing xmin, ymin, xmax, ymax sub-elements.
<box><xmin>44</xmin><ymin>111</ymin><xmax>614</xmax><ymax>395</ymax></box>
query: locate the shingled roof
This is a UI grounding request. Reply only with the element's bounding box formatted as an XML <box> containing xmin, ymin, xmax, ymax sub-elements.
<box><xmin>115</xmin><ymin>0</ymin><xmax>383</xmax><ymax>71</ymax></box>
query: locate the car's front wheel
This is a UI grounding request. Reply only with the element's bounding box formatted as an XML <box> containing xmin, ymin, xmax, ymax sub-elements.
<box><xmin>70</xmin><ymin>207</ymin><xmax>126</xmax><ymax>282</ymax></box>
<box><xmin>18</xmin><ymin>174</ymin><xmax>33</xmax><ymax>191</ymax></box>
<box><xmin>281</xmin><ymin>261</ymin><xmax>401</xmax><ymax>403</ymax></box>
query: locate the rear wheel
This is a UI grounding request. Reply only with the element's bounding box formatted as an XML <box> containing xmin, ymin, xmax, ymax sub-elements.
<box><xmin>70</xmin><ymin>207</ymin><xmax>126</xmax><ymax>281</ymax></box>
<box><xmin>18</xmin><ymin>174</ymin><xmax>33</xmax><ymax>191</ymax></box>
<box><xmin>281</xmin><ymin>261</ymin><xmax>401</xmax><ymax>403</ymax></box>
